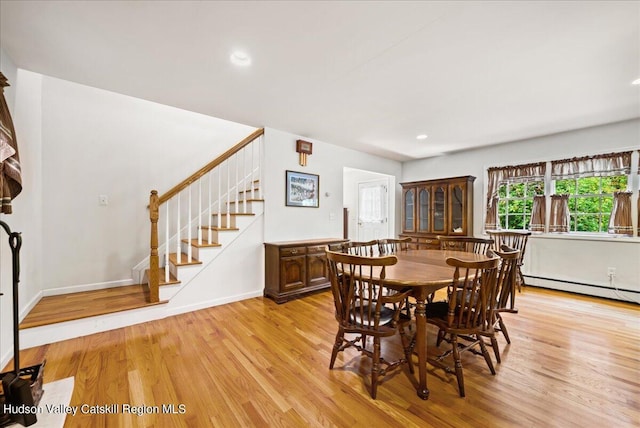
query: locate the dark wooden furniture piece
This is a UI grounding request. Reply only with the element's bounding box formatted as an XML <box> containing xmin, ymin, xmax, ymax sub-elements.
<box><xmin>264</xmin><ymin>238</ymin><xmax>347</xmax><ymax>303</ymax></box>
<box><xmin>425</xmin><ymin>256</ymin><xmax>500</xmax><ymax>397</ymax></box>
<box><xmin>400</xmin><ymin>175</ymin><xmax>475</xmax><ymax>249</ymax></box>
<box><xmin>483</xmin><ymin>246</ymin><xmax>521</xmax><ymax>363</ymax></box>
<box><xmin>378</xmin><ymin>237</ymin><xmax>412</xmax><ymax>255</ymax></box>
<box><xmin>428</xmin><ymin>235</ymin><xmax>494</xmax><ymax>303</ymax></box>
<box><xmin>326</xmin><ymin>251</ymin><xmax>413</xmax><ymax>399</ymax></box>
<box><xmin>437</xmin><ymin>236</ymin><xmax>494</xmax><ymax>255</ymax></box>
<box><xmin>345</xmin><ymin>240</ymin><xmax>378</xmax><ymax>256</ymax></box>
<box><xmin>487</xmin><ymin>230</ymin><xmax>531</xmax><ymax>288</ymax></box>
<box><xmin>362</xmin><ymin>248</ymin><xmax>495</xmax><ymax>400</ymax></box>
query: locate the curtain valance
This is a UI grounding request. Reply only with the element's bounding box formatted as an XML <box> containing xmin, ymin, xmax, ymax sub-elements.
<box><xmin>551</xmin><ymin>151</ymin><xmax>632</xmax><ymax>180</ymax></box>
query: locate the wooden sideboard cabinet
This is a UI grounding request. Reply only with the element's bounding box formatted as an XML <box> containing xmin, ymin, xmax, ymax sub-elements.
<box><xmin>400</xmin><ymin>175</ymin><xmax>475</xmax><ymax>249</ymax></box>
<box><xmin>264</xmin><ymin>238</ymin><xmax>347</xmax><ymax>303</ymax></box>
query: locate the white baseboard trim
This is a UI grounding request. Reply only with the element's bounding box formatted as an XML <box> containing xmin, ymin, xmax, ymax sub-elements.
<box><xmin>42</xmin><ymin>278</ymin><xmax>136</xmax><ymax>297</ymax></box>
<box><xmin>20</xmin><ymin>289</ymin><xmax>44</xmax><ymax>321</ymax></box>
<box><xmin>526</xmin><ymin>276</ymin><xmax>639</xmax><ymax>303</ymax></box>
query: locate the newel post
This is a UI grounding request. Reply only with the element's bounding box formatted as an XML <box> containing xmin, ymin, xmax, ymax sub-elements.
<box><xmin>149</xmin><ymin>190</ymin><xmax>160</xmax><ymax>303</ymax></box>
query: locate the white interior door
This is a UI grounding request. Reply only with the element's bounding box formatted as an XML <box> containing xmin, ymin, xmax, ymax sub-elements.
<box><xmin>357</xmin><ymin>179</ymin><xmax>389</xmax><ymax>241</ymax></box>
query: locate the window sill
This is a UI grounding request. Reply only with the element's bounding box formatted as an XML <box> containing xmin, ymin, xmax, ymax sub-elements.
<box><xmin>529</xmin><ymin>232</ymin><xmax>640</xmax><ymax>243</ymax></box>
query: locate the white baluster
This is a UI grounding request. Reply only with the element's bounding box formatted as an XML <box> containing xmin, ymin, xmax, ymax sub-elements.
<box><xmin>258</xmin><ymin>135</ymin><xmax>264</xmax><ymax>200</ymax></box>
<box><xmin>165</xmin><ymin>202</ymin><xmax>170</xmax><ymax>283</ymax></box>
<box><xmin>251</xmin><ymin>140</ymin><xmax>256</xmax><ymax>201</ymax></box>
<box><xmin>242</xmin><ymin>146</ymin><xmax>248</xmax><ymax>214</ymax></box>
<box><xmin>198</xmin><ymin>179</ymin><xmax>202</xmax><ymax>246</ymax></box>
<box><xmin>187</xmin><ymin>186</ymin><xmax>192</xmax><ymax>262</ymax></box>
<box><xmin>176</xmin><ymin>194</ymin><xmax>181</xmax><ymax>266</ymax></box>
<box><xmin>218</xmin><ymin>163</ymin><xmax>222</xmax><ymax>229</ymax></box>
<box><xmin>208</xmin><ymin>169</ymin><xmax>213</xmax><ymax>245</ymax></box>
<box><xmin>234</xmin><ymin>153</ymin><xmax>239</xmax><ymax>219</ymax></box>
<box><xmin>227</xmin><ymin>157</ymin><xmax>231</xmax><ymax>229</ymax></box>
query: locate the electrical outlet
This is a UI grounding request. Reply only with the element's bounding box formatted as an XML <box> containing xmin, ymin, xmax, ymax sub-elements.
<box><xmin>607</xmin><ymin>267</ymin><xmax>616</xmax><ymax>277</ymax></box>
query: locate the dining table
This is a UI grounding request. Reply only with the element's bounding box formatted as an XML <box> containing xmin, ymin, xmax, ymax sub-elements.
<box><xmin>378</xmin><ymin>248</ymin><xmax>495</xmax><ymax>400</ymax></box>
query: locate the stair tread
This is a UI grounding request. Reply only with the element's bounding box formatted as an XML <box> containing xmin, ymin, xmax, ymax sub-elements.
<box><xmin>212</xmin><ymin>212</ymin><xmax>255</xmax><ymax>216</ymax></box>
<box><xmin>199</xmin><ymin>226</ymin><xmax>240</xmax><ymax>231</ymax></box>
<box><xmin>154</xmin><ymin>267</ymin><xmax>181</xmax><ymax>285</ymax></box>
<box><xmin>169</xmin><ymin>252</ymin><xmax>203</xmax><ymax>266</ymax></box>
<box><xmin>182</xmin><ymin>238</ymin><xmax>222</xmax><ymax>248</ymax></box>
<box><xmin>228</xmin><ymin>199</ymin><xmax>264</xmax><ymax>203</ymax></box>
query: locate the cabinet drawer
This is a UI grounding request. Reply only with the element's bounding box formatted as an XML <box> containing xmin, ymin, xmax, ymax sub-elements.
<box><xmin>280</xmin><ymin>247</ymin><xmax>306</xmax><ymax>257</ymax></box>
<box><xmin>419</xmin><ymin>238</ymin><xmax>440</xmax><ymax>247</ymax></box>
<box><xmin>307</xmin><ymin>245</ymin><xmax>328</xmax><ymax>254</ymax></box>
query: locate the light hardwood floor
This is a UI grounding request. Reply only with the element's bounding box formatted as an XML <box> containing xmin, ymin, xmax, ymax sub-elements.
<box><xmin>8</xmin><ymin>287</ymin><xmax>640</xmax><ymax>427</ymax></box>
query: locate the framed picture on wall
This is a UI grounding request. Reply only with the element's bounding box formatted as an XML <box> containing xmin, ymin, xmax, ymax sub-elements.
<box><xmin>286</xmin><ymin>170</ymin><xmax>319</xmax><ymax>207</ymax></box>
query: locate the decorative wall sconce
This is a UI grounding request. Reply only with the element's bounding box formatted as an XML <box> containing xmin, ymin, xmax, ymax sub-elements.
<box><xmin>296</xmin><ymin>139</ymin><xmax>313</xmax><ymax>166</ymax></box>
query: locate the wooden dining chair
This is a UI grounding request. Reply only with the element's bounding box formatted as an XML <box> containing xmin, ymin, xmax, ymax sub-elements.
<box><xmin>487</xmin><ymin>230</ymin><xmax>531</xmax><ymax>289</ymax></box>
<box><xmin>344</xmin><ymin>240</ymin><xmax>379</xmax><ymax>257</ymax></box>
<box><xmin>481</xmin><ymin>246</ymin><xmax>520</xmax><ymax>363</ymax></box>
<box><xmin>377</xmin><ymin>237</ymin><xmax>414</xmax><ymax>319</ymax></box>
<box><xmin>437</xmin><ymin>236</ymin><xmax>494</xmax><ymax>255</ymax></box>
<box><xmin>424</xmin><ymin>256</ymin><xmax>500</xmax><ymax>397</ymax></box>
<box><xmin>428</xmin><ymin>236</ymin><xmax>495</xmax><ymax>304</ymax></box>
<box><xmin>327</xmin><ymin>241</ymin><xmax>349</xmax><ymax>252</ymax></box>
<box><xmin>326</xmin><ymin>250</ymin><xmax>413</xmax><ymax>399</ymax></box>
<box><xmin>377</xmin><ymin>237</ymin><xmax>411</xmax><ymax>255</ymax></box>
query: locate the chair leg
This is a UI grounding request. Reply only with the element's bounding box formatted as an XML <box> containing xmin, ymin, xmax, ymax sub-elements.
<box><xmin>478</xmin><ymin>335</ymin><xmax>496</xmax><ymax>375</ymax></box>
<box><xmin>498</xmin><ymin>314</ymin><xmax>511</xmax><ymax>344</ymax></box>
<box><xmin>517</xmin><ymin>266</ymin><xmax>526</xmax><ymax>290</ymax></box>
<box><xmin>451</xmin><ymin>335</ymin><xmax>465</xmax><ymax>397</ymax></box>
<box><xmin>490</xmin><ymin>334</ymin><xmax>501</xmax><ymax>364</ymax></box>
<box><xmin>436</xmin><ymin>329</ymin><xmax>446</xmax><ymax>347</ymax></box>
<box><xmin>399</xmin><ymin>325</ymin><xmax>414</xmax><ymax>374</ymax></box>
<box><xmin>329</xmin><ymin>329</ymin><xmax>343</xmax><ymax>369</ymax></box>
<box><xmin>371</xmin><ymin>338</ymin><xmax>381</xmax><ymax>399</ymax></box>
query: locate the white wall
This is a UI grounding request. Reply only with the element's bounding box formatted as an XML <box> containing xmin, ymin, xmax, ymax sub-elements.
<box><xmin>262</xmin><ymin>128</ymin><xmax>402</xmax><ymax>243</ymax></box>
<box><xmin>0</xmin><ymin>48</ymin><xmax>21</xmax><ymax>365</ymax></box>
<box><xmin>403</xmin><ymin>119</ymin><xmax>640</xmax><ymax>302</ymax></box>
<box><xmin>14</xmin><ymin>73</ymin><xmax>256</xmax><ymax>296</ymax></box>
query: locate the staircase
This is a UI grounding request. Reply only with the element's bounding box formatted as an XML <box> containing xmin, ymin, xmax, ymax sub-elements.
<box><xmin>17</xmin><ymin>129</ymin><xmax>266</xmax><ymax>350</ymax></box>
<box><xmin>145</xmin><ymin>193</ymin><xmax>264</xmax><ymax>302</ymax></box>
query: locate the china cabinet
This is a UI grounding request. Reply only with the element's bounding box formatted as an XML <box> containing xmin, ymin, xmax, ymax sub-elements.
<box><xmin>400</xmin><ymin>176</ymin><xmax>475</xmax><ymax>249</ymax></box>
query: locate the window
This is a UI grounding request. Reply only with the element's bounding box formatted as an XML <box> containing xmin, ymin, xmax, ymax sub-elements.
<box><xmin>486</xmin><ymin>151</ymin><xmax>637</xmax><ymax>235</ymax></box>
<box><xmin>497</xmin><ymin>180</ymin><xmax>544</xmax><ymax>230</ymax></box>
<box><xmin>554</xmin><ymin>175</ymin><xmax>628</xmax><ymax>232</ymax></box>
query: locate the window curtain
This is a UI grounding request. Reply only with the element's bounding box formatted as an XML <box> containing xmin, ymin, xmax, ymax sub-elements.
<box><xmin>529</xmin><ymin>195</ymin><xmax>545</xmax><ymax>232</ymax></box>
<box><xmin>549</xmin><ymin>194</ymin><xmax>570</xmax><ymax>233</ymax></box>
<box><xmin>0</xmin><ymin>72</ymin><xmax>23</xmax><ymax>214</ymax></box>
<box><xmin>551</xmin><ymin>151</ymin><xmax>632</xmax><ymax>179</ymax></box>
<box><xmin>485</xmin><ymin>162</ymin><xmax>546</xmax><ymax>231</ymax></box>
<box><xmin>608</xmin><ymin>191</ymin><xmax>633</xmax><ymax>235</ymax></box>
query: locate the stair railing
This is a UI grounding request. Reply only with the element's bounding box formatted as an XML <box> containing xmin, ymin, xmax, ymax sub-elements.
<box><xmin>148</xmin><ymin>128</ymin><xmax>264</xmax><ymax>302</ymax></box>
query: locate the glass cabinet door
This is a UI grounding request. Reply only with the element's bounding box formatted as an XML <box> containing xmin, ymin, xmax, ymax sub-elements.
<box><xmin>403</xmin><ymin>188</ymin><xmax>415</xmax><ymax>232</ymax></box>
<box><xmin>451</xmin><ymin>184</ymin><xmax>464</xmax><ymax>233</ymax></box>
<box><xmin>433</xmin><ymin>186</ymin><xmax>446</xmax><ymax>232</ymax></box>
<box><xmin>418</xmin><ymin>188</ymin><xmax>430</xmax><ymax>232</ymax></box>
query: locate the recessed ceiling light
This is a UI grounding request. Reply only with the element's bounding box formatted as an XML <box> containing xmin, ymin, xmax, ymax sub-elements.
<box><xmin>230</xmin><ymin>51</ymin><xmax>251</xmax><ymax>66</ymax></box>
<box><xmin>416</xmin><ymin>134</ymin><xmax>428</xmax><ymax>140</ymax></box>
<box><xmin>632</xmin><ymin>78</ymin><xmax>640</xmax><ymax>85</ymax></box>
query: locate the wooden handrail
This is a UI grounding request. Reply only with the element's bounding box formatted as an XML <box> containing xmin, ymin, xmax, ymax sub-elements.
<box><xmin>147</xmin><ymin>128</ymin><xmax>264</xmax><ymax>303</ymax></box>
<box><xmin>158</xmin><ymin>128</ymin><xmax>264</xmax><ymax>205</ymax></box>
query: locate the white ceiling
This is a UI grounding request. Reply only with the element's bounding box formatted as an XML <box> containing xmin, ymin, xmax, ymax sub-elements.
<box><xmin>1</xmin><ymin>1</ymin><xmax>639</xmax><ymax>161</ymax></box>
